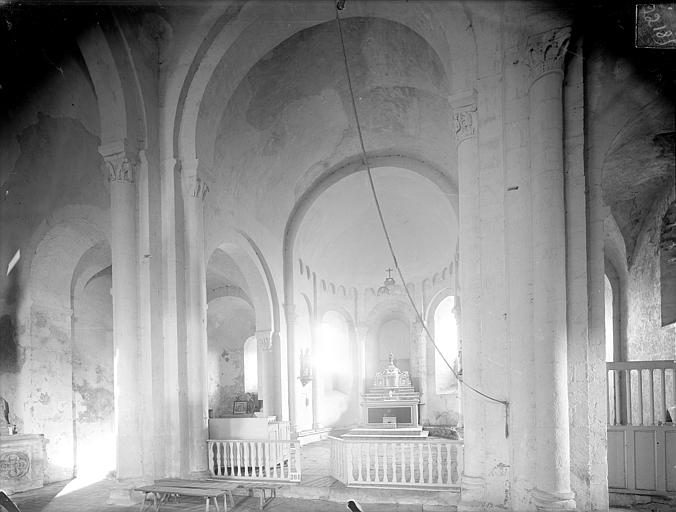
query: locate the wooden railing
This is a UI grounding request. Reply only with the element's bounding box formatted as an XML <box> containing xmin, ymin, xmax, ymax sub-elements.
<box><xmin>607</xmin><ymin>361</ymin><xmax>676</xmax><ymax>426</ymax></box>
<box><xmin>329</xmin><ymin>436</ymin><xmax>462</xmax><ymax>489</ymax></box>
<box><xmin>271</xmin><ymin>421</ymin><xmax>291</xmax><ymax>441</ymax></box>
<box><xmin>207</xmin><ymin>439</ymin><xmax>301</xmax><ymax>482</ymax></box>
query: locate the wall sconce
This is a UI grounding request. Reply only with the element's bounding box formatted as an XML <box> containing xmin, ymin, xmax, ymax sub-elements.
<box><xmin>298</xmin><ymin>348</ymin><xmax>313</xmax><ymax>386</ymax></box>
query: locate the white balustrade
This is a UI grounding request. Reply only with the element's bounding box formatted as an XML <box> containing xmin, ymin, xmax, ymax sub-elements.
<box><xmin>207</xmin><ymin>439</ymin><xmax>301</xmax><ymax>482</ymax></box>
<box><xmin>607</xmin><ymin>361</ymin><xmax>676</xmax><ymax>426</ymax></box>
<box><xmin>329</xmin><ymin>436</ymin><xmax>462</xmax><ymax>489</ymax></box>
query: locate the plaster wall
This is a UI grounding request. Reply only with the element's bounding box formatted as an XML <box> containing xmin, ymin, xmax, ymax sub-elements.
<box><xmin>0</xmin><ymin>42</ymin><xmax>108</xmax><ymax>483</ymax></box>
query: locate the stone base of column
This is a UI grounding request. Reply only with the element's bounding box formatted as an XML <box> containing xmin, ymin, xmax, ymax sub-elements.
<box><xmin>107</xmin><ymin>479</ymin><xmax>146</xmax><ymax>506</ymax></box>
<box><xmin>531</xmin><ymin>488</ymin><xmax>576</xmax><ymax>511</ymax></box>
<box><xmin>459</xmin><ymin>473</ymin><xmax>486</xmax><ymax>511</ymax></box>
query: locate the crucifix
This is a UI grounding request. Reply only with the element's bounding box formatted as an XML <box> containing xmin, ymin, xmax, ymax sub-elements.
<box><xmin>385</xmin><ymin>267</ymin><xmax>393</xmax><ymax>279</ymax></box>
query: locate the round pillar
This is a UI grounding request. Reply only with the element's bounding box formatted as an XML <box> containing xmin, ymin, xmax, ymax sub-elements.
<box><xmin>100</xmin><ymin>144</ymin><xmax>142</xmax><ymax>482</ymax></box>
<box><xmin>451</xmin><ymin>91</ymin><xmax>486</xmax><ymax>508</ymax></box>
<box><xmin>181</xmin><ymin>159</ymin><xmax>209</xmax><ymax>476</ymax></box>
<box><xmin>527</xmin><ymin>27</ymin><xmax>576</xmax><ymax>511</ymax></box>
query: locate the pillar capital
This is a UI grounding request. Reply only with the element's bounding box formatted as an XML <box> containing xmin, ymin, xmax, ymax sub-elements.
<box><xmin>527</xmin><ymin>26</ymin><xmax>571</xmax><ymax>84</ymax></box>
<box><xmin>255</xmin><ymin>330</ymin><xmax>273</xmax><ymax>351</ymax></box>
<box><xmin>99</xmin><ymin>141</ymin><xmax>138</xmax><ymax>184</ymax></box>
<box><xmin>449</xmin><ymin>90</ymin><xmax>478</xmax><ymax>146</ymax></box>
<box><xmin>180</xmin><ymin>158</ymin><xmax>210</xmax><ymax>202</ymax></box>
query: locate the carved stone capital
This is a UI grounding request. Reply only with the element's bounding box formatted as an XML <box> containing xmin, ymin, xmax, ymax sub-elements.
<box><xmin>187</xmin><ymin>175</ymin><xmax>210</xmax><ymax>201</ymax></box>
<box><xmin>449</xmin><ymin>90</ymin><xmax>478</xmax><ymax>145</ymax></box>
<box><xmin>181</xmin><ymin>158</ymin><xmax>211</xmax><ymax>202</ymax></box>
<box><xmin>103</xmin><ymin>152</ymin><xmax>137</xmax><ymax>184</ymax></box>
<box><xmin>453</xmin><ymin>108</ymin><xmax>477</xmax><ymax>144</ymax></box>
<box><xmin>256</xmin><ymin>330</ymin><xmax>273</xmax><ymax>351</ymax></box>
<box><xmin>527</xmin><ymin>26</ymin><xmax>571</xmax><ymax>83</ymax></box>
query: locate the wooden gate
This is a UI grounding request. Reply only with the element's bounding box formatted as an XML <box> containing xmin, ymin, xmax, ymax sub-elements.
<box><xmin>607</xmin><ymin>361</ymin><xmax>676</xmax><ymax>495</ymax></box>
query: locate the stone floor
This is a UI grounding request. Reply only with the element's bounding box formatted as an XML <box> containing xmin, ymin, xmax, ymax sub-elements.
<box><xmin>5</xmin><ymin>439</ymin><xmax>633</xmax><ymax>511</ymax></box>
<box><xmin>9</xmin><ymin>479</ymin><xmax>423</xmax><ymax>512</ymax></box>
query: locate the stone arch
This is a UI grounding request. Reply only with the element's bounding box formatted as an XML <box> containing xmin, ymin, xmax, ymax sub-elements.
<box><xmin>209</xmin><ymin>231</ymin><xmax>278</xmax><ymax>335</ymax></box>
<box><xmin>174</xmin><ymin>1</ymin><xmax>476</xmax><ymax>167</ymax></box>
<box><xmin>283</xmin><ymin>154</ymin><xmax>458</xmax><ymax>311</ymax></box>
<box><xmin>77</xmin><ymin>18</ymin><xmax>145</xmax><ymax>148</ymax></box>
<box><xmin>604</xmin><ymin>213</ymin><xmax>629</xmax><ymax>361</ymax></box>
<box><xmin>207</xmin><ymin>229</ymin><xmax>281</xmax><ymax>417</ymax></box>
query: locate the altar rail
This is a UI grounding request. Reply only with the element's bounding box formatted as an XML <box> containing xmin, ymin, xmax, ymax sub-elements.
<box><xmin>607</xmin><ymin>360</ymin><xmax>676</xmax><ymax>426</ymax></box>
<box><xmin>207</xmin><ymin>439</ymin><xmax>301</xmax><ymax>482</ymax></box>
<box><xmin>329</xmin><ymin>436</ymin><xmax>462</xmax><ymax>489</ymax></box>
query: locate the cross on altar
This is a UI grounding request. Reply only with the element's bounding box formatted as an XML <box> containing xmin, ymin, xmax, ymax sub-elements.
<box><xmin>385</xmin><ymin>267</ymin><xmax>393</xmax><ymax>278</ymax></box>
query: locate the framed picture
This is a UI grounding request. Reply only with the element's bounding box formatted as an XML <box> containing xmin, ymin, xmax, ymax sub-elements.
<box><xmin>232</xmin><ymin>401</ymin><xmax>248</xmax><ymax>415</ymax></box>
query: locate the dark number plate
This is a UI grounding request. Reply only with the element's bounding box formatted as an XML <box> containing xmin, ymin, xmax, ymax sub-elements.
<box><xmin>636</xmin><ymin>4</ymin><xmax>676</xmax><ymax>48</ymax></box>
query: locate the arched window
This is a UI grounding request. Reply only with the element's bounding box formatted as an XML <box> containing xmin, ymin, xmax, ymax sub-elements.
<box><xmin>434</xmin><ymin>295</ymin><xmax>458</xmax><ymax>394</ymax></box>
<box><xmin>243</xmin><ymin>336</ymin><xmax>258</xmax><ymax>393</ymax></box>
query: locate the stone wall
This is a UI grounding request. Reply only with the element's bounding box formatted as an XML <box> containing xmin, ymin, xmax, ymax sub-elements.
<box><xmin>627</xmin><ymin>186</ymin><xmax>676</xmax><ymax>361</ymax></box>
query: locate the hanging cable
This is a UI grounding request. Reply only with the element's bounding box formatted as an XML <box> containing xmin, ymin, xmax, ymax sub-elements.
<box><xmin>334</xmin><ymin>4</ymin><xmax>510</xmax><ymax>434</ymax></box>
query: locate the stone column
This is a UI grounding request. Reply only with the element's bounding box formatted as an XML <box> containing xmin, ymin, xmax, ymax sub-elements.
<box><xmin>255</xmin><ymin>330</ymin><xmax>275</xmax><ymax>418</ymax></box>
<box><xmin>452</xmin><ymin>301</ymin><xmax>462</xmax><ymax>428</ymax></box>
<box><xmin>271</xmin><ymin>331</ymin><xmax>283</xmax><ymax>419</ymax></box>
<box><xmin>527</xmin><ymin>27</ymin><xmax>576</xmax><ymax>510</ymax></box>
<box><xmin>181</xmin><ymin>158</ymin><xmax>209</xmax><ymax>476</ymax></box>
<box><xmin>411</xmin><ymin>320</ymin><xmax>427</xmax><ymax>423</ymax></box>
<box><xmin>310</xmin><ymin>321</ymin><xmax>320</xmax><ymax>431</ymax></box>
<box><xmin>99</xmin><ymin>142</ymin><xmax>143</xmax><ymax>485</ymax></box>
<box><xmin>284</xmin><ymin>304</ymin><xmax>297</xmax><ymax>431</ymax></box>
<box><xmin>451</xmin><ymin>91</ymin><xmax>486</xmax><ymax>507</ymax></box>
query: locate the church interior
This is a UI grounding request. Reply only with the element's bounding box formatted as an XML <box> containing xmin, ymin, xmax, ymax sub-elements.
<box><xmin>0</xmin><ymin>0</ymin><xmax>674</xmax><ymax>510</ymax></box>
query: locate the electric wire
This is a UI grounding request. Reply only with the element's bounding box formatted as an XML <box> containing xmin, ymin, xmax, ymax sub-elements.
<box><xmin>334</xmin><ymin>5</ymin><xmax>510</xmax><ymax>434</ymax></box>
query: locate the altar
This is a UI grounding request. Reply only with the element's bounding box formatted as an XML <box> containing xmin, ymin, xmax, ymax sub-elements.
<box><xmin>345</xmin><ymin>354</ymin><xmax>427</xmax><ymax>438</ymax></box>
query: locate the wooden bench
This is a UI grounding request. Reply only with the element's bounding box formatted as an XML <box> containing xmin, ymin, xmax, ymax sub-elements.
<box><xmin>223</xmin><ymin>481</ymin><xmax>285</xmax><ymax>510</ymax></box>
<box><xmin>155</xmin><ymin>479</ymin><xmax>237</xmax><ymax>509</ymax></box>
<box><xmin>134</xmin><ymin>485</ymin><xmax>227</xmax><ymax>512</ymax></box>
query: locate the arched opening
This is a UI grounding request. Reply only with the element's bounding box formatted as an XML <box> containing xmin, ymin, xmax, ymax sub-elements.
<box><xmin>25</xmin><ymin>212</ymin><xmax>110</xmax><ymax>482</ymax></box>
<box><xmin>71</xmin><ymin>241</ymin><xmax>114</xmax><ymax>480</ymax></box>
<box><xmin>206</xmin><ymin>296</ymin><xmax>255</xmax><ymax>417</ymax></box>
<box><xmin>433</xmin><ymin>295</ymin><xmax>459</xmax><ymax>394</ymax></box>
